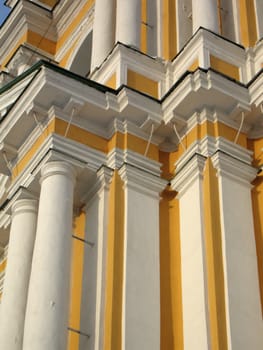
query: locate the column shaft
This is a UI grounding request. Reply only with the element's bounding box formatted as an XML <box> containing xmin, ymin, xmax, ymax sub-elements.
<box><xmin>23</xmin><ymin>162</ymin><xmax>76</xmax><ymax>350</ymax></box>
<box><xmin>0</xmin><ymin>199</ymin><xmax>38</xmax><ymax>350</ymax></box>
<box><xmin>192</xmin><ymin>0</ymin><xmax>219</xmax><ymax>33</ymax></box>
<box><xmin>116</xmin><ymin>0</ymin><xmax>141</xmax><ymax>48</ymax></box>
<box><xmin>91</xmin><ymin>0</ymin><xmax>116</xmax><ymax>70</ymax></box>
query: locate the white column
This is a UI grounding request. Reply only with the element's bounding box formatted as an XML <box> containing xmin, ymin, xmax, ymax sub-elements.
<box><xmin>192</xmin><ymin>0</ymin><xmax>219</xmax><ymax>34</ymax></box>
<box><xmin>171</xmin><ymin>154</ymin><xmax>210</xmax><ymax>349</ymax></box>
<box><xmin>0</xmin><ymin>199</ymin><xmax>38</xmax><ymax>350</ymax></box>
<box><xmin>91</xmin><ymin>0</ymin><xmax>116</xmax><ymax>70</ymax></box>
<box><xmin>79</xmin><ymin>167</ymin><xmax>113</xmax><ymax>350</ymax></box>
<box><xmin>23</xmin><ymin>162</ymin><xmax>76</xmax><ymax>350</ymax></box>
<box><xmin>212</xmin><ymin>152</ymin><xmax>263</xmax><ymax>349</ymax></box>
<box><xmin>116</xmin><ymin>0</ymin><xmax>141</xmax><ymax>48</ymax></box>
<box><xmin>119</xmin><ymin>164</ymin><xmax>165</xmax><ymax>350</ymax></box>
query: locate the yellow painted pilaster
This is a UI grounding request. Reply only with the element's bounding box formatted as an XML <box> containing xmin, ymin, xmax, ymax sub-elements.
<box><xmin>141</xmin><ymin>0</ymin><xmax>148</xmax><ymax>53</ymax></box>
<box><xmin>160</xmin><ymin>187</ymin><xmax>183</xmax><ymax>350</ymax></box>
<box><xmin>68</xmin><ymin>212</ymin><xmax>86</xmax><ymax>350</ymax></box>
<box><xmin>249</xmin><ymin>137</ymin><xmax>263</xmax><ymax>316</ymax></box>
<box><xmin>203</xmin><ymin>158</ymin><xmax>228</xmax><ymax>350</ymax></box>
<box><xmin>103</xmin><ymin>171</ymin><xmax>124</xmax><ymax>350</ymax></box>
<box><xmin>239</xmin><ymin>0</ymin><xmax>257</xmax><ymax>47</ymax></box>
<box><xmin>162</xmin><ymin>0</ymin><xmax>177</xmax><ymax>60</ymax></box>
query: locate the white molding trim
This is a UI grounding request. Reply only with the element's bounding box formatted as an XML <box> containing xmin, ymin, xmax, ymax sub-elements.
<box><xmin>211</xmin><ymin>152</ymin><xmax>257</xmax><ymax>187</ymax></box>
<box><xmin>82</xmin><ymin>166</ymin><xmax>114</xmax><ymax>209</ymax></box>
<box><xmin>107</xmin><ymin>148</ymin><xmax>161</xmax><ymax>176</ymax></box>
<box><xmin>174</xmin><ymin>135</ymin><xmax>253</xmax><ymax>173</ymax></box>
<box><xmin>118</xmin><ymin>163</ymin><xmax>167</xmax><ymax>199</ymax></box>
<box><xmin>171</xmin><ymin>153</ymin><xmax>206</xmax><ymax>197</ymax></box>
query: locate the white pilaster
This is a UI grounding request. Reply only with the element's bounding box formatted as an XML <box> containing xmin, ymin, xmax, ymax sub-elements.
<box><xmin>91</xmin><ymin>0</ymin><xmax>116</xmax><ymax>70</ymax></box>
<box><xmin>79</xmin><ymin>166</ymin><xmax>113</xmax><ymax>350</ymax></box>
<box><xmin>212</xmin><ymin>152</ymin><xmax>263</xmax><ymax>349</ymax></box>
<box><xmin>171</xmin><ymin>154</ymin><xmax>210</xmax><ymax>350</ymax></box>
<box><xmin>192</xmin><ymin>0</ymin><xmax>219</xmax><ymax>34</ymax></box>
<box><xmin>23</xmin><ymin>162</ymin><xmax>76</xmax><ymax>350</ymax></box>
<box><xmin>116</xmin><ymin>0</ymin><xmax>141</xmax><ymax>48</ymax></box>
<box><xmin>119</xmin><ymin>164</ymin><xmax>165</xmax><ymax>350</ymax></box>
<box><xmin>0</xmin><ymin>199</ymin><xmax>38</xmax><ymax>350</ymax></box>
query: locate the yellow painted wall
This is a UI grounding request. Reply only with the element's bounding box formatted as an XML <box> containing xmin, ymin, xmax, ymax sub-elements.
<box><xmin>124</xmin><ymin>132</ymin><xmax>159</xmax><ymax>161</ymax></box>
<box><xmin>54</xmin><ymin>118</ymin><xmax>108</xmax><ymax>153</ymax></box>
<box><xmin>188</xmin><ymin>59</ymin><xmax>199</xmax><ymax>72</ymax></box>
<box><xmin>127</xmin><ymin>70</ymin><xmax>159</xmax><ymax>98</ymax></box>
<box><xmin>210</xmin><ymin>55</ymin><xmax>240</xmax><ymax>81</ymax></box>
<box><xmin>12</xmin><ymin>119</ymin><xmax>56</xmax><ymax>179</ymax></box>
<box><xmin>27</xmin><ymin>30</ymin><xmax>57</xmax><ymax>55</ymax></box>
<box><xmin>68</xmin><ymin>212</ymin><xmax>86</xmax><ymax>350</ymax></box>
<box><xmin>105</xmin><ymin>73</ymin><xmax>116</xmax><ymax>89</ymax></box>
<box><xmin>103</xmin><ymin>171</ymin><xmax>124</xmax><ymax>350</ymax></box>
<box><xmin>38</xmin><ymin>0</ymin><xmax>58</xmax><ymax>7</ymax></box>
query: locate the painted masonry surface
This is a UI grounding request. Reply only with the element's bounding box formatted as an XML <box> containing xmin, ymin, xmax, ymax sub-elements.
<box><xmin>0</xmin><ymin>0</ymin><xmax>263</xmax><ymax>349</ymax></box>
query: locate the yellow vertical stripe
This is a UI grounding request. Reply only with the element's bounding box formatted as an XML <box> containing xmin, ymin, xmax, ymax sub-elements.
<box><xmin>141</xmin><ymin>0</ymin><xmax>148</xmax><ymax>53</ymax></box>
<box><xmin>163</xmin><ymin>0</ymin><xmax>177</xmax><ymax>60</ymax></box>
<box><xmin>203</xmin><ymin>159</ymin><xmax>228</xmax><ymax>350</ymax></box>
<box><xmin>239</xmin><ymin>0</ymin><xmax>257</xmax><ymax>47</ymax></box>
<box><xmin>252</xmin><ymin>174</ymin><xmax>263</xmax><ymax>316</ymax></box>
<box><xmin>104</xmin><ymin>172</ymin><xmax>124</xmax><ymax>350</ymax></box>
<box><xmin>249</xmin><ymin>137</ymin><xmax>263</xmax><ymax>316</ymax></box>
<box><xmin>68</xmin><ymin>212</ymin><xmax>86</xmax><ymax>350</ymax></box>
<box><xmin>160</xmin><ymin>189</ymin><xmax>184</xmax><ymax>349</ymax></box>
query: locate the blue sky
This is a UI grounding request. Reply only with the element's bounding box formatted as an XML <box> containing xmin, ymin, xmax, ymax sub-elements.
<box><xmin>0</xmin><ymin>0</ymin><xmax>11</xmax><ymax>25</ymax></box>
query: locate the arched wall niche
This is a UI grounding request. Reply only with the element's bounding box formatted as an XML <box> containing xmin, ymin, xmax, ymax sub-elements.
<box><xmin>67</xmin><ymin>30</ymin><xmax>93</xmax><ymax>77</ymax></box>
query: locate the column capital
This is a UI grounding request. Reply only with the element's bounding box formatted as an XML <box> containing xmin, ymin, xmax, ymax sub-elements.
<box><xmin>11</xmin><ymin>199</ymin><xmax>38</xmax><ymax>218</ymax></box>
<box><xmin>211</xmin><ymin>152</ymin><xmax>257</xmax><ymax>186</ymax></box>
<box><xmin>171</xmin><ymin>153</ymin><xmax>207</xmax><ymax>197</ymax></box>
<box><xmin>40</xmin><ymin>161</ymin><xmax>76</xmax><ymax>184</ymax></box>
<box><xmin>118</xmin><ymin>163</ymin><xmax>167</xmax><ymax>198</ymax></box>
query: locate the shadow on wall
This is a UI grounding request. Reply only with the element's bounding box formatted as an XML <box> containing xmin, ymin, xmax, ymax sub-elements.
<box><xmin>69</xmin><ymin>31</ymin><xmax>93</xmax><ymax>77</ymax></box>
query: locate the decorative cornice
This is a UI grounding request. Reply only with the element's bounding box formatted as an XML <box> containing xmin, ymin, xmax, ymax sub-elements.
<box><xmin>118</xmin><ymin>163</ymin><xmax>167</xmax><ymax>199</ymax></box>
<box><xmin>82</xmin><ymin>165</ymin><xmax>114</xmax><ymax>209</ymax></box>
<box><xmin>162</xmin><ymin>69</ymin><xmax>250</xmax><ymax>126</ymax></box>
<box><xmin>0</xmin><ymin>69</ymin><xmax>38</xmax><ymax>124</ymax></box>
<box><xmin>211</xmin><ymin>152</ymin><xmax>257</xmax><ymax>187</ymax></box>
<box><xmin>171</xmin><ymin>153</ymin><xmax>207</xmax><ymax>198</ymax></box>
<box><xmin>175</xmin><ymin>135</ymin><xmax>253</xmax><ymax>173</ymax></box>
<box><xmin>0</xmin><ymin>1</ymin><xmax>57</xmax><ymax>64</ymax></box>
<box><xmin>6</xmin><ymin>133</ymin><xmax>106</xmax><ymax>200</ymax></box>
<box><xmin>6</xmin><ymin>45</ymin><xmax>52</xmax><ymax>77</ymax></box>
<box><xmin>107</xmin><ymin>148</ymin><xmax>161</xmax><ymax>176</ymax></box>
<box><xmin>171</xmin><ymin>28</ymin><xmax>246</xmax><ymax>84</ymax></box>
